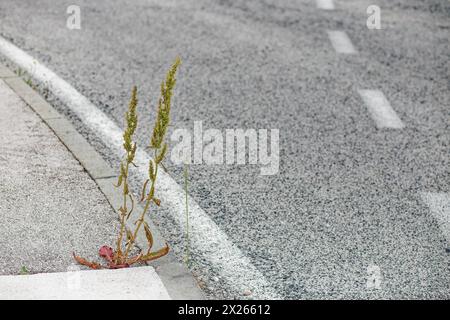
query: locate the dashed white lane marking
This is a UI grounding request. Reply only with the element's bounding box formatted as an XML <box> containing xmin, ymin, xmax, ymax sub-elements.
<box><xmin>327</xmin><ymin>30</ymin><xmax>357</xmax><ymax>54</ymax></box>
<box><xmin>0</xmin><ymin>36</ymin><xmax>282</xmax><ymax>300</ymax></box>
<box><xmin>420</xmin><ymin>192</ymin><xmax>450</xmax><ymax>244</ymax></box>
<box><xmin>316</xmin><ymin>0</ymin><xmax>335</xmax><ymax>10</ymax></box>
<box><xmin>358</xmin><ymin>90</ymin><xmax>405</xmax><ymax>129</ymax></box>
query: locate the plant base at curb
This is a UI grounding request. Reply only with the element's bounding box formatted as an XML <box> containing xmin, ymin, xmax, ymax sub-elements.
<box><xmin>73</xmin><ymin>244</ymin><xmax>169</xmax><ymax>270</ymax></box>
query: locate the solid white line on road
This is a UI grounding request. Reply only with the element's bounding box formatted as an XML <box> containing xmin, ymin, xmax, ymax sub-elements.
<box><xmin>358</xmin><ymin>90</ymin><xmax>405</xmax><ymax>129</ymax></box>
<box><xmin>327</xmin><ymin>31</ymin><xmax>357</xmax><ymax>54</ymax></box>
<box><xmin>316</xmin><ymin>0</ymin><xmax>335</xmax><ymax>10</ymax></box>
<box><xmin>420</xmin><ymin>192</ymin><xmax>450</xmax><ymax>244</ymax></box>
<box><xmin>0</xmin><ymin>36</ymin><xmax>282</xmax><ymax>299</ymax></box>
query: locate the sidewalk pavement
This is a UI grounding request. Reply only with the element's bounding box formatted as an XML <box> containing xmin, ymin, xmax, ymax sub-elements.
<box><xmin>0</xmin><ymin>66</ymin><xmax>191</xmax><ymax>299</ymax></box>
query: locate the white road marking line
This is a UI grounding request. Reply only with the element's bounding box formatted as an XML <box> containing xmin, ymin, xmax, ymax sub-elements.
<box><xmin>358</xmin><ymin>90</ymin><xmax>405</xmax><ymax>129</ymax></box>
<box><xmin>0</xmin><ymin>36</ymin><xmax>282</xmax><ymax>299</ymax></box>
<box><xmin>327</xmin><ymin>30</ymin><xmax>357</xmax><ymax>54</ymax></box>
<box><xmin>420</xmin><ymin>192</ymin><xmax>450</xmax><ymax>244</ymax></box>
<box><xmin>316</xmin><ymin>0</ymin><xmax>335</xmax><ymax>10</ymax></box>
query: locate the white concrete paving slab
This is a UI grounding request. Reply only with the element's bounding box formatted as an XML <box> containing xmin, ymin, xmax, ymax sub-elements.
<box><xmin>0</xmin><ymin>266</ymin><xmax>171</xmax><ymax>300</ymax></box>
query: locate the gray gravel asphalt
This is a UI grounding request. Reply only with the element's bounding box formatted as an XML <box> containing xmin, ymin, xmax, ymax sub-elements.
<box><xmin>0</xmin><ymin>0</ymin><xmax>448</xmax><ymax>299</ymax></box>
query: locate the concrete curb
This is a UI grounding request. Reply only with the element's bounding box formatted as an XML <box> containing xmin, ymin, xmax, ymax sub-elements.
<box><xmin>1</xmin><ymin>64</ymin><xmax>204</xmax><ymax>300</ymax></box>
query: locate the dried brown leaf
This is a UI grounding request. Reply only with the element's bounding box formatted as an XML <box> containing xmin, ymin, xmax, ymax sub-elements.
<box><xmin>140</xmin><ymin>179</ymin><xmax>150</xmax><ymax>202</ymax></box>
<box><xmin>73</xmin><ymin>252</ymin><xmax>102</xmax><ymax>269</ymax></box>
<box><xmin>143</xmin><ymin>222</ymin><xmax>154</xmax><ymax>251</ymax></box>
<box><xmin>140</xmin><ymin>244</ymin><xmax>170</xmax><ymax>262</ymax></box>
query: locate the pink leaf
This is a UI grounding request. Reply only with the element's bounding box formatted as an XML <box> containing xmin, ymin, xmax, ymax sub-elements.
<box><xmin>98</xmin><ymin>246</ymin><xmax>114</xmax><ymax>263</ymax></box>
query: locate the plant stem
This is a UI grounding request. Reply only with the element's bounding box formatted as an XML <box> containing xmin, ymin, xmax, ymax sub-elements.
<box><xmin>116</xmin><ymin>161</ymin><xmax>129</xmax><ymax>264</ymax></box>
<box><xmin>123</xmin><ymin>158</ymin><xmax>159</xmax><ymax>260</ymax></box>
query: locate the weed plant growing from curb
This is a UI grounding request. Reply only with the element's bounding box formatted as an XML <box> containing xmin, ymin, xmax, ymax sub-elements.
<box><xmin>15</xmin><ymin>67</ymin><xmax>36</xmax><ymax>89</ymax></box>
<box><xmin>74</xmin><ymin>57</ymin><xmax>181</xmax><ymax>269</ymax></box>
<box><xmin>19</xmin><ymin>266</ymin><xmax>29</xmax><ymax>275</ymax></box>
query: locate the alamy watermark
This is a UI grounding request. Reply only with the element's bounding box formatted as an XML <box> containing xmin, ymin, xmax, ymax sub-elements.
<box><xmin>366</xmin><ymin>5</ymin><xmax>381</xmax><ymax>30</ymax></box>
<box><xmin>66</xmin><ymin>5</ymin><xmax>81</xmax><ymax>30</ymax></box>
<box><xmin>170</xmin><ymin>121</ymin><xmax>280</xmax><ymax>175</ymax></box>
<box><xmin>366</xmin><ymin>264</ymin><xmax>382</xmax><ymax>290</ymax></box>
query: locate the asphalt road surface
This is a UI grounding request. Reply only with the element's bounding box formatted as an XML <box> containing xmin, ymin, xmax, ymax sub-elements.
<box><xmin>0</xmin><ymin>0</ymin><xmax>448</xmax><ymax>299</ymax></box>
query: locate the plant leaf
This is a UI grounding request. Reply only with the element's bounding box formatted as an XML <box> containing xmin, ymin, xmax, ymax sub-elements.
<box><xmin>143</xmin><ymin>222</ymin><xmax>154</xmax><ymax>251</ymax></box>
<box><xmin>98</xmin><ymin>246</ymin><xmax>114</xmax><ymax>263</ymax></box>
<box><xmin>114</xmin><ymin>174</ymin><xmax>123</xmax><ymax>187</ymax></box>
<box><xmin>149</xmin><ymin>160</ymin><xmax>155</xmax><ymax>181</ymax></box>
<box><xmin>140</xmin><ymin>244</ymin><xmax>170</xmax><ymax>262</ymax></box>
<box><xmin>126</xmin><ymin>253</ymin><xmax>143</xmax><ymax>266</ymax></box>
<box><xmin>126</xmin><ymin>229</ymin><xmax>134</xmax><ymax>242</ymax></box>
<box><xmin>119</xmin><ymin>206</ymin><xmax>127</xmax><ymax>216</ymax></box>
<box><xmin>140</xmin><ymin>179</ymin><xmax>150</xmax><ymax>203</ymax></box>
<box><xmin>73</xmin><ymin>252</ymin><xmax>102</xmax><ymax>269</ymax></box>
<box><xmin>126</xmin><ymin>194</ymin><xmax>135</xmax><ymax>219</ymax></box>
<box><xmin>156</xmin><ymin>143</ymin><xmax>167</xmax><ymax>164</ymax></box>
<box><xmin>108</xmin><ymin>262</ymin><xmax>129</xmax><ymax>269</ymax></box>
